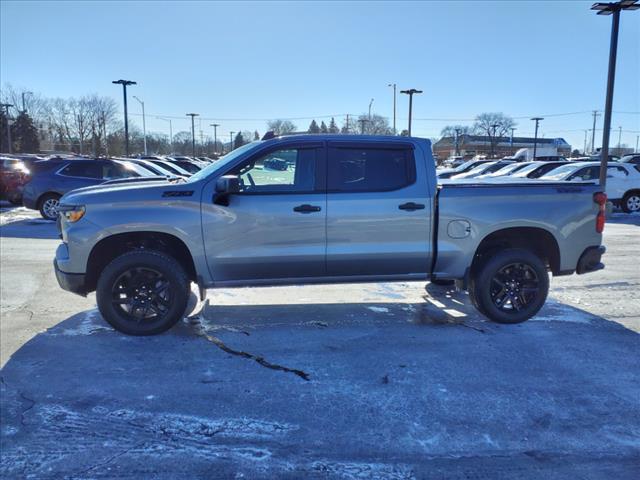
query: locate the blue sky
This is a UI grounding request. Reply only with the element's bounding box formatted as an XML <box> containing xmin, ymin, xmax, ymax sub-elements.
<box><xmin>1</xmin><ymin>0</ymin><xmax>639</xmax><ymax>150</ymax></box>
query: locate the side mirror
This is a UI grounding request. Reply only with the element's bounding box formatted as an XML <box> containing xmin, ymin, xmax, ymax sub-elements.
<box><xmin>215</xmin><ymin>175</ymin><xmax>240</xmax><ymax>194</ymax></box>
<box><xmin>214</xmin><ymin>175</ymin><xmax>240</xmax><ymax>206</ymax></box>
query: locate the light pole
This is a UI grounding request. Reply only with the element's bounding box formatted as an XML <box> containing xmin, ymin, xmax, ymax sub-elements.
<box><xmin>112</xmin><ymin>79</ymin><xmax>137</xmax><ymax>157</ymax></box>
<box><xmin>455</xmin><ymin>128</ymin><xmax>461</xmax><ymax>156</ymax></box>
<box><xmin>157</xmin><ymin>117</ymin><xmax>173</xmax><ymax>154</ymax></box>
<box><xmin>591</xmin><ymin>0</ymin><xmax>639</xmax><ymax>187</ymax></box>
<box><xmin>210</xmin><ymin>123</ymin><xmax>220</xmax><ymax>154</ymax></box>
<box><xmin>590</xmin><ymin>110</ymin><xmax>601</xmax><ymax>153</ymax></box>
<box><xmin>490</xmin><ymin>123</ymin><xmax>500</xmax><ymax>157</ymax></box>
<box><xmin>510</xmin><ymin>127</ymin><xmax>516</xmax><ymax>154</ymax></box>
<box><xmin>132</xmin><ymin>96</ymin><xmax>147</xmax><ymax>155</ymax></box>
<box><xmin>584</xmin><ymin>130</ymin><xmax>589</xmax><ymax>155</ymax></box>
<box><xmin>368</xmin><ymin>98</ymin><xmax>374</xmax><ymax>122</ymax></box>
<box><xmin>617</xmin><ymin>126</ymin><xmax>622</xmax><ymax>151</ymax></box>
<box><xmin>388</xmin><ymin>83</ymin><xmax>396</xmax><ymax>133</ymax></box>
<box><xmin>531</xmin><ymin>117</ymin><xmax>544</xmax><ymax>160</ymax></box>
<box><xmin>400</xmin><ymin>89</ymin><xmax>422</xmax><ymax>136</ymax></box>
<box><xmin>186</xmin><ymin>113</ymin><xmax>199</xmax><ymax>156</ymax></box>
<box><xmin>358</xmin><ymin>118</ymin><xmax>368</xmax><ymax>135</ymax></box>
<box><xmin>21</xmin><ymin>91</ymin><xmax>33</xmax><ymax>113</ymax></box>
<box><xmin>229</xmin><ymin>131</ymin><xmax>235</xmax><ymax>152</ymax></box>
<box><xmin>1</xmin><ymin>103</ymin><xmax>13</xmax><ymax>153</ymax></box>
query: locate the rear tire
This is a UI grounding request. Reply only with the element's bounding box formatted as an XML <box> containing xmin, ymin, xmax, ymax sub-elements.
<box><xmin>471</xmin><ymin>248</ymin><xmax>549</xmax><ymax>324</ymax></box>
<box><xmin>96</xmin><ymin>250</ymin><xmax>190</xmax><ymax>335</ymax></box>
<box><xmin>38</xmin><ymin>193</ymin><xmax>61</xmax><ymax>220</ymax></box>
<box><xmin>621</xmin><ymin>191</ymin><xmax>640</xmax><ymax>213</ymax></box>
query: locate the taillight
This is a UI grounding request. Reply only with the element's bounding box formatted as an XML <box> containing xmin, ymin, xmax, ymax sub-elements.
<box><xmin>594</xmin><ymin>192</ymin><xmax>607</xmax><ymax>233</ymax></box>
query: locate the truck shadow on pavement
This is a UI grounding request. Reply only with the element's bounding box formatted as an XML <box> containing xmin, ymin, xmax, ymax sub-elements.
<box><xmin>1</xmin><ymin>292</ymin><xmax>639</xmax><ymax>479</ymax></box>
<box><xmin>0</xmin><ymin>218</ymin><xmax>59</xmax><ymax>239</ymax></box>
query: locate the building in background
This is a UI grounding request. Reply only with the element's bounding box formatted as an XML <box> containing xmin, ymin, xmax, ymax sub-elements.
<box><xmin>433</xmin><ymin>135</ymin><xmax>571</xmax><ymax>162</ymax></box>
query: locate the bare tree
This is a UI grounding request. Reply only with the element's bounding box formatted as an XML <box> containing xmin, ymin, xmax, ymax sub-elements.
<box><xmin>266</xmin><ymin>119</ymin><xmax>297</xmax><ymax>135</ymax></box>
<box><xmin>356</xmin><ymin>114</ymin><xmax>393</xmax><ymax>135</ymax></box>
<box><xmin>473</xmin><ymin>112</ymin><xmax>516</xmax><ymax>157</ymax></box>
<box><xmin>440</xmin><ymin>125</ymin><xmax>473</xmax><ymax>137</ymax></box>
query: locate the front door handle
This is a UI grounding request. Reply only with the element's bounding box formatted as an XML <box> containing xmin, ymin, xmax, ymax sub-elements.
<box><xmin>293</xmin><ymin>204</ymin><xmax>322</xmax><ymax>214</ymax></box>
<box><xmin>398</xmin><ymin>202</ymin><xmax>425</xmax><ymax>211</ymax></box>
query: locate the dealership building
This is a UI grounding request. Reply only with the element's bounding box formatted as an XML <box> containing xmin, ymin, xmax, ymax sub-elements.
<box><xmin>433</xmin><ymin>135</ymin><xmax>572</xmax><ymax>162</ymax></box>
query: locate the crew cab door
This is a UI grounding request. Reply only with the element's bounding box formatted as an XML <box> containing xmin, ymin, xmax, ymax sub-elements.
<box><xmin>202</xmin><ymin>143</ymin><xmax>327</xmax><ymax>283</ymax></box>
<box><xmin>326</xmin><ymin>142</ymin><xmax>432</xmax><ymax>277</ymax></box>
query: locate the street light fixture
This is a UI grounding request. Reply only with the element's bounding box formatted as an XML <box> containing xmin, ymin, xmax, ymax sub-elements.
<box><xmin>400</xmin><ymin>89</ymin><xmax>422</xmax><ymax>136</ymax></box>
<box><xmin>591</xmin><ymin>0</ymin><xmax>639</xmax><ymax>187</ymax></box>
<box><xmin>186</xmin><ymin>113</ymin><xmax>199</xmax><ymax>156</ymax></box>
<box><xmin>157</xmin><ymin>117</ymin><xmax>173</xmax><ymax>154</ymax></box>
<box><xmin>388</xmin><ymin>83</ymin><xmax>397</xmax><ymax>134</ymax></box>
<box><xmin>210</xmin><ymin>124</ymin><xmax>220</xmax><ymax>154</ymax></box>
<box><xmin>112</xmin><ymin>79</ymin><xmax>137</xmax><ymax>157</ymax></box>
<box><xmin>531</xmin><ymin>117</ymin><xmax>544</xmax><ymax>160</ymax></box>
<box><xmin>132</xmin><ymin>96</ymin><xmax>147</xmax><ymax>155</ymax></box>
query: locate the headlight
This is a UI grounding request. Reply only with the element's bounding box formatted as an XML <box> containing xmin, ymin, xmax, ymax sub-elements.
<box><xmin>60</xmin><ymin>205</ymin><xmax>86</xmax><ymax>223</ymax></box>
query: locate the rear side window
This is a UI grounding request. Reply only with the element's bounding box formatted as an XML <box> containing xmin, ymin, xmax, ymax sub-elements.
<box><xmin>328</xmin><ymin>147</ymin><xmax>415</xmax><ymax>192</ymax></box>
<box><xmin>58</xmin><ymin>162</ymin><xmax>101</xmax><ymax>179</ymax></box>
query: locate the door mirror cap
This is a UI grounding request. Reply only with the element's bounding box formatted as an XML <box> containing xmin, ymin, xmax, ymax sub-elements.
<box><xmin>215</xmin><ymin>175</ymin><xmax>240</xmax><ymax>194</ymax></box>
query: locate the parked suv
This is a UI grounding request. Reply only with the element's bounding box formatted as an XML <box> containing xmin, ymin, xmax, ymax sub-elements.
<box><xmin>22</xmin><ymin>159</ymin><xmax>142</xmax><ymax>220</ymax></box>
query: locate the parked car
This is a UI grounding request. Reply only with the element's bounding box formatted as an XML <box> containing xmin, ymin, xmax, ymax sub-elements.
<box><xmin>589</xmin><ymin>154</ymin><xmax>620</xmax><ymax>162</ymax></box>
<box><xmin>22</xmin><ymin>159</ymin><xmax>144</xmax><ymax>220</ymax></box>
<box><xmin>538</xmin><ymin>161</ymin><xmax>640</xmax><ymax>213</ymax></box>
<box><xmin>263</xmin><ymin>157</ymin><xmax>288</xmax><ymax>171</ymax></box>
<box><xmin>502</xmin><ymin>161</ymin><xmax>571</xmax><ymax>180</ymax></box>
<box><xmin>620</xmin><ymin>154</ymin><xmax>640</xmax><ymax>166</ymax></box>
<box><xmin>165</xmin><ymin>156</ymin><xmax>203</xmax><ymax>174</ymax></box>
<box><xmin>127</xmin><ymin>158</ymin><xmax>187</xmax><ymax>178</ymax></box>
<box><xmin>436</xmin><ymin>159</ymin><xmax>492</xmax><ymax>179</ymax></box>
<box><xmin>450</xmin><ymin>160</ymin><xmax>515</xmax><ymax>180</ymax></box>
<box><xmin>475</xmin><ymin>162</ymin><xmax>531</xmax><ymax>179</ymax></box>
<box><xmin>147</xmin><ymin>159</ymin><xmax>192</xmax><ymax>177</ymax></box>
<box><xmin>54</xmin><ymin>135</ymin><xmax>605</xmax><ymax>335</ymax></box>
<box><xmin>0</xmin><ymin>157</ymin><xmax>31</xmax><ymax>205</ymax></box>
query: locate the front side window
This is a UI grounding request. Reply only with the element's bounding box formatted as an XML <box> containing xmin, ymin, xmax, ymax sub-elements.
<box><xmin>229</xmin><ymin>148</ymin><xmax>317</xmax><ymax>193</ymax></box>
<box><xmin>102</xmin><ymin>163</ymin><xmax>138</xmax><ymax>179</ymax></box>
<box><xmin>568</xmin><ymin>166</ymin><xmax>599</xmax><ymax>181</ymax></box>
<box><xmin>58</xmin><ymin>162</ymin><xmax>101</xmax><ymax>179</ymax></box>
<box><xmin>328</xmin><ymin>148</ymin><xmax>415</xmax><ymax>192</ymax></box>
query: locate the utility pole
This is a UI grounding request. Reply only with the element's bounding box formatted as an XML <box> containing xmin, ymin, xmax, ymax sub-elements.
<box><xmin>368</xmin><ymin>98</ymin><xmax>374</xmax><ymax>122</ymax></box>
<box><xmin>400</xmin><ymin>88</ymin><xmax>422</xmax><ymax>136</ymax></box>
<box><xmin>345</xmin><ymin>114</ymin><xmax>350</xmax><ymax>133</ymax></box>
<box><xmin>454</xmin><ymin>128</ymin><xmax>461</xmax><ymax>156</ymax></box>
<box><xmin>591</xmin><ymin>0</ymin><xmax>638</xmax><ymax>188</ymax></box>
<box><xmin>157</xmin><ymin>117</ymin><xmax>173</xmax><ymax>154</ymax></box>
<box><xmin>132</xmin><ymin>96</ymin><xmax>147</xmax><ymax>155</ymax></box>
<box><xmin>584</xmin><ymin>130</ymin><xmax>589</xmax><ymax>155</ymax></box>
<box><xmin>21</xmin><ymin>91</ymin><xmax>32</xmax><ymax>113</ymax></box>
<box><xmin>112</xmin><ymin>79</ymin><xmax>137</xmax><ymax>157</ymax></box>
<box><xmin>388</xmin><ymin>83</ymin><xmax>397</xmax><ymax>133</ymax></box>
<box><xmin>229</xmin><ymin>131</ymin><xmax>235</xmax><ymax>152</ymax></box>
<box><xmin>210</xmin><ymin>123</ymin><xmax>220</xmax><ymax>154</ymax></box>
<box><xmin>1</xmin><ymin>103</ymin><xmax>13</xmax><ymax>154</ymax></box>
<box><xmin>617</xmin><ymin>126</ymin><xmax>622</xmax><ymax>151</ymax></box>
<box><xmin>186</xmin><ymin>113</ymin><xmax>199</xmax><ymax>156</ymax></box>
<box><xmin>591</xmin><ymin>110</ymin><xmax>601</xmax><ymax>154</ymax></box>
<box><xmin>490</xmin><ymin>123</ymin><xmax>500</xmax><ymax>157</ymax></box>
<box><xmin>510</xmin><ymin>127</ymin><xmax>516</xmax><ymax>154</ymax></box>
<box><xmin>531</xmin><ymin>117</ymin><xmax>544</xmax><ymax>160</ymax></box>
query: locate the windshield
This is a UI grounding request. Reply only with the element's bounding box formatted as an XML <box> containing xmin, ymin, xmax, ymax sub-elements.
<box><xmin>188</xmin><ymin>141</ymin><xmax>263</xmax><ymax>182</ymax></box>
<box><xmin>485</xmin><ymin>162</ymin><xmax>526</xmax><ymax>176</ymax></box>
<box><xmin>114</xmin><ymin>160</ymin><xmax>154</xmax><ymax>177</ymax></box>
<box><xmin>539</xmin><ymin>164</ymin><xmax>581</xmax><ymax>181</ymax></box>
<box><xmin>511</xmin><ymin>162</ymin><xmax>543</xmax><ymax>177</ymax></box>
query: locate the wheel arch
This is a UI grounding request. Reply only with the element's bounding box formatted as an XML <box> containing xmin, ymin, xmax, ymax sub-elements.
<box><xmin>471</xmin><ymin>226</ymin><xmax>561</xmax><ymax>276</ymax></box>
<box><xmin>85</xmin><ymin>231</ymin><xmax>197</xmax><ymax>293</ymax></box>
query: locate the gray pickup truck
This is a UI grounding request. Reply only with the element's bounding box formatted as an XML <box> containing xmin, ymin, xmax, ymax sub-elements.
<box><xmin>54</xmin><ymin>135</ymin><xmax>606</xmax><ymax>335</ymax></box>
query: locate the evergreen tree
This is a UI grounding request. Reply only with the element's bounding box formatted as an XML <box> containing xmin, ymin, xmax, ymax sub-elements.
<box><xmin>308</xmin><ymin>119</ymin><xmax>320</xmax><ymax>134</ymax></box>
<box><xmin>234</xmin><ymin>131</ymin><xmax>245</xmax><ymax>149</ymax></box>
<box><xmin>254</xmin><ymin>130</ymin><xmax>260</xmax><ymax>140</ymax></box>
<box><xmin>328</xmin><ymin>117</ymin><xmax>339</xmax><ymax>134</ymax></box>
<box><xmin>11</xmin><ymin>112</ymin><xmax>40</xmax><ymax>153</ymax></box>
<box><xmin>320</xmin><ymin>121</ymin><xmax>328</xmax><ymax>134</ymax></box>
<box><xmin>0</xmin><ymin>111</ymin><xmax>10</xmax><ymax>153</ymax></box>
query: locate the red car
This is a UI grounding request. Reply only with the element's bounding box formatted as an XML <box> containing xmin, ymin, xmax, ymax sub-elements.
<box><xmin>0</xmin><ymin>158</ymin><xmax>31</xmax><ymax>205</ymax></box>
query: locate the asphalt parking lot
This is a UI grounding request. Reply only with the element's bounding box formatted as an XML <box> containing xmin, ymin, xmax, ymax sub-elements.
<box><xmin>1</xmin><ymin>203</ymin><xmax>639</xmax><ymax>479</ymax></box>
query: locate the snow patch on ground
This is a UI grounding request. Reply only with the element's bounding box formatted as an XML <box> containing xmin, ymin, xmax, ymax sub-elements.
<box><xmin>0</xmin><ymin>206</ymin><xmax>42</xmax><ymax>226</ymax></box>
<box><xmin>309</xmin><ymin>460</ymin><xmax>415</xmax><ymax>480</ymax></box>
<box><xmin>48</xmin><ymin>309</ymin><xmax>114</xmax><ymax>336</ymax></box>
<box><xmin>367</xmin><ymin>306</ymin><xmax>390</xmax><ymax>314</ymax></box>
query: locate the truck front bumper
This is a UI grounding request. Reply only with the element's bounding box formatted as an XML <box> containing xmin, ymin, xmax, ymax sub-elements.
<box><xmin>576</xmin><ymin>245</ymin><xmax>606</xmax><ymax>274</ymax></box>
<box><xmin>54</xmin><ymin>259</ymin><xmax>88</xmax><ymax>296</ymax></box>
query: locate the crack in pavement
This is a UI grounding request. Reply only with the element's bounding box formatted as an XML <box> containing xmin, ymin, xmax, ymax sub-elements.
<box><xmin>68</xmin><ymin>442</ymin><xmax>145</xmax><ymax>479</ymax></box>
<box><xmin>190</xmin><ymin>316</ymin><xmax>310</xmax><ymax>381</ymax></box>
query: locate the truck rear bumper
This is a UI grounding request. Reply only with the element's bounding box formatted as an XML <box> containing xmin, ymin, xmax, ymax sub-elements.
<box><xmin>54</xmin><ymin>259</ymin><xmax>87</xmax><ymax>296</ymax></box>
<box><xmin>576</xmin><ymin>245</ymin><xmax>605</xmax><ymax>274</ymax></box>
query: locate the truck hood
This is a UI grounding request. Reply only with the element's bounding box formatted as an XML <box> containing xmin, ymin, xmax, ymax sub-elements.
<box><xmin>60</xmin><ymin>178</ymin><xmax>194</xmax><ymax>206</ymax></box>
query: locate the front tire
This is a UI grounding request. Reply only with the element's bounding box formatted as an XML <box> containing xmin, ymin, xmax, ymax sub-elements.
<box><xmin>38</xmin><ymin>193</ymin><xmax>61</xmax><ymax>220</ymax></box>
<box><xmin>96</xmin><ymin>250</ymin><xmax>190</xmax><ymax>335</ymax></box>
<box><xmin>621</xmin><ymin>191</ymin><xmax>640</xmax><ymax>213</ymax></box>
<box><xmin>470</xmin><ymin>248</ymin><xmax>549</xmax><ymax>324</ymax></box>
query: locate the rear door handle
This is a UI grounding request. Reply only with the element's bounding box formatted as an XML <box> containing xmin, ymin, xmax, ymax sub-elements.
<box><xmin>398</xmin><ymin>202</ymin><xmax>425</xmax><ymax>211</ymax></box>
<box><xmin>293</xmin><ymin>204</ymin><xmax>322</xmax><ymax>214</ymax></box>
